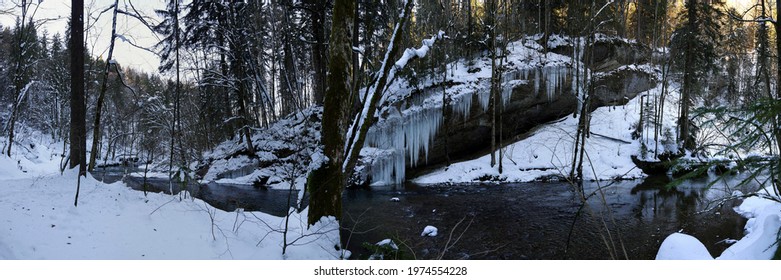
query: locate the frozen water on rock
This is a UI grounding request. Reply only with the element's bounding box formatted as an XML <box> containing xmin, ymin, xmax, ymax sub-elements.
<box><xmin>366</xmin><ymin>106</ymin><xmax>442</xmax><ymax>185</ymax></box>
<box><xmin>453</xmin><ymin>92</ymin><xmax>474</xmax><ymax>119</ymax></box>
<box><xmin>364</xmin><ymin>38</ymin><xmax>571</xmax><ymax>186</ymax></box>
<box><xmin>366</xmin><ymin>108</ymin><xmax>406</xmax><ymax>185</ymax></box>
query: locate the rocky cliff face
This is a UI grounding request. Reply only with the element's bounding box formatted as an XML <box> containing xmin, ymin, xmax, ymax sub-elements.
<box><xmin>200</xmin><ymin>35</ymin><xmax>659</xmax><ymax>188</ymax></box>
<box><xmin>357</xmin><ymin>35</ymin><xmax>659</xmax><ymax>185</ymax></box>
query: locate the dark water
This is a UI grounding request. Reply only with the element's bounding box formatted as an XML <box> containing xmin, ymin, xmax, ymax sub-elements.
<box><xmin>94</xmin><ymin>167</ymin><xmax>751</xmax><ymax>260</ymax></box>
<box><xmin>94</xmin><ymin>168</ymin><xmax>300</xmax><ymax>217</ymax></box>
<box><xmin>341</xmin><ymin>175</ymin><xmax>751</xmax><ymax>260</ymax></box>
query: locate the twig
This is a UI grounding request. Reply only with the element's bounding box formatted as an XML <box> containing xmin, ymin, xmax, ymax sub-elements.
<box><xmin>149</xmin><ymin>196</ymin><xmax>177</xmax><ymax>215</ymax></box>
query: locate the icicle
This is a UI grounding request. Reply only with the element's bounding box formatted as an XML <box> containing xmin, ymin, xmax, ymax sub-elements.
<box><xmin>365</xmin><ymin>106</ymin><xmax>442</xmax><ymax>185</ymax></box>
<box><xmin>545</xmin><ymin>66</ymin><xmax>555</xmax><ymax>101</ymax></box>
<box><xmin>405</xmin><ymin>107</ymin><xmax>442</xmax><ymax>167</ymax></box>
<box><xmin>366</xmin><ymin>107</ymin><xmax>405</xmax><ymax>185</ymax></box>
<box><xmin>478</xmin><ymin>90</ymin><xmax>491</xmax><ymax>112</ymax></box>
<box><xmin>533</xmin><ymin>68</ymin><xmax>540</xmax><ymax>95</ymax></box>
<box><xmin>447</xmin><ymin>92</ymin><xmax>474</xmax><ymax>120</ymax></box>
<box><xmin>502</xmin><ymin>83</ymin><xmax>514</xmax><ymax>108</ymax></box>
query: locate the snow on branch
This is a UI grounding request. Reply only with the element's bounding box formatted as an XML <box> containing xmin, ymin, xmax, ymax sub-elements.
<box><xmin>341</xmin><ymin>0</ymin><xmax>444</xmax><ymax>173</ymax></box>
<box><xmin>342</xmin><ymin>26</ymin><xmax>445</xmax><ymax>172</ymax></box>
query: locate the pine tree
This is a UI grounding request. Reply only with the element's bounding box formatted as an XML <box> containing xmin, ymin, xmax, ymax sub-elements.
<box><xmin>6</xmin><ymin>13</ymin><xmax>43</xmax><ymax>156</ymax></box>
<box><xmin>669</xmin><ymin>0</ymin><xmax>725</xmax><ymax>152</ymax></box>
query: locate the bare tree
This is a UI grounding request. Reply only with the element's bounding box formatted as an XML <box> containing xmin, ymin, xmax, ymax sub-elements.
<box><xmin>87</xmin><ymin>0</ymin><xmax>120</xmax><ymax>171</ymax></box>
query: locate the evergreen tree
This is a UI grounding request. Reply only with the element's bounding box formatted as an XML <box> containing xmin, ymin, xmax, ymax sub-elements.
<box><xmin>669</xmin><ymin>0</ymin><xmax>725</xmax><ymax>152</ymax></box>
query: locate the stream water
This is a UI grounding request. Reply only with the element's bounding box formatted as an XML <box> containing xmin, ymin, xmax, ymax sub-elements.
<box><xmin>94</xmin><ymin>167</ymin><xmax>752</xmax><ymax>260</ymax></box>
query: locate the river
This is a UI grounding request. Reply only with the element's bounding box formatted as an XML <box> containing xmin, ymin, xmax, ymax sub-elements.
<box><xmin>94</xmin><ymin>167</ymin><xmax>752</xmax><ymax>260</ymax></box>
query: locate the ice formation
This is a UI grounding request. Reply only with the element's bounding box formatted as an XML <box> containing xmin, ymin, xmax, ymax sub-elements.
<box><xmin>365</xmin><ymin>105</ymin><xmax>444</xmax><ymax>185</ymax></box>
<box><xmin>366</xmin><ymin>107</ymin><xmax>406</xmax><ymax>185</ymax></box>
<box><xmin>364</xmin><ymin>41</ymin><xmax>573</xmax><ymax>186</ymax></box>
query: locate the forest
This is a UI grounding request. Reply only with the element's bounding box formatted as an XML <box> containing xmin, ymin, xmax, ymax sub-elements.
<box><xmin>0</xmin><ymin>0</ymin><xmax>780</xmax><ymax>260</ymax></box>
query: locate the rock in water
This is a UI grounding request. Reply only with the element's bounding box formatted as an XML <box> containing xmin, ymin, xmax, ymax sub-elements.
<box><xmin>421</xmin><ymin>225</ymin><xmax>438</xmax><ymax>237</ymax></box>
<box><xmin>655</xmin><ymin>233</ymin><xmax>713</xmax><ymax>260</ymax></box>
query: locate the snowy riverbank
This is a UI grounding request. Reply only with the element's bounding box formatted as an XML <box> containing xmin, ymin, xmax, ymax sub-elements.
<box><xmin>0</xmin><ymin>143</ymin><xmax>343</xmax><ymax>260</ymax></box>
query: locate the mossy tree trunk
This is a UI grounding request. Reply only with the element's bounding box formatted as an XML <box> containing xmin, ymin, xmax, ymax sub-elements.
<box><xmin>307</xmin><ymin>0</ymin><xmax>356</xmax><ymax>226</ymax></box>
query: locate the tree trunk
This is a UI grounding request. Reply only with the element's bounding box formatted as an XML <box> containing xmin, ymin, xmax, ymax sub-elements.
<box><xmin>342</xmin><ymin>0</ymin><xmax>418</xmax><ymax>182</ymax></box>
<box><xmin>307</xmin><ymin>0</ymin><xmax>357</xmax><ymax>226</ymax></box>
<box><xmin>489</xmin><ymin>0</ymin><xmax>497</xmax><ymax>168</ymax></box>
<box><xmin>774</xmin><ymin>0</ymin><xmax>781</xmax><ymax>195</ymax></box>
<box><xmin>88</xmin><ymin>0</ymin><xmax>119</xmax><ymax>171</ymax></box>
<box><xmin>679</xmin><ymin>0</ymin><xmax>696</xmax><ymax>153</ymax></box>
<box><xmin>228</xmin><ymin>3</ymin><xmax>256</xmax><ymax>156</ymax></box>
<box><xmin>71</xmin><ymin>0</ymin><xmax>87</xmax><ymax>207</ymax></box>
<box><xmin>309</xmin><ymin>0</ymin><xmax>327</xmax><ymax>106</ymax></box>
<box><xmin>6</xmin><ymin>0</ymin><xmax>30</xmax><ymax>157</ymax></box>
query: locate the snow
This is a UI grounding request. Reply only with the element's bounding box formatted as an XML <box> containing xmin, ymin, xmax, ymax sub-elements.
<box><xmin>655</xmin><ymin>233</ymin><xmax>714</xmax><ymax>260</ymax></box>
<box><xmin>201</xmin><ymin>107</ymin><xmax>322</xmax><ymax>189</ymax></box>
<box><xmin>656</xmin><ymin>188</ymin><xmax>781</xmax><ymax>260</ymax></box>
<box><xmin>717</xmin><ymin>193</ymin><xmax>781</xmax><ymax>260</ymax></box>
<box><xmin>415</xmin><ymin>82</ymin><xmax>679</xmax><ymax>184</ymax></box>
<box><xmin>421</xmin><ymin>225</ymin><xmax>438</xmax><ymax>237</ymax></box>
<box><xmin>546</xmin><ymin>34</ymin><xmax>571</xmax><ymax>49</ymax></box>
<box><xmin>376</xmin><ymin>239</ymin><xmax>399</xmax><ymax>250</ymax></box>
<box><xmin>308</xmin><ymin>151</ymin><xmax>328</xmax><ymax>172</ymax></box>
<box><xmin>0</xmin><ymin>134</ymin><xmax>342</xmax><ymax>259</ymax></box>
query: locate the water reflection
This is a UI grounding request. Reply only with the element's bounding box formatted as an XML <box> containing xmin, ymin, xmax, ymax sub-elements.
<box><xmin>341</xmin><ymin>175</ymin><xmax>753</xmax><ymax>260</ymax></box>
<box><xmin>94</xmin><ymin>168</ymin><xmax>300</xmax><ymax>217</ymax></box>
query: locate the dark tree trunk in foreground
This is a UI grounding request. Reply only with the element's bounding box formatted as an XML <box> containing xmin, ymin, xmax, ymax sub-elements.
<box><xmin>307</xmin><ymin>0</ymin><xmax>356</xmax><ymax>225</ymax></box>
<box><xmin>70</xmin><ymin>0</ymin><xmax>86</xmax><ymax>174</ymax></box>
<box><xmin>70</xmin><ymin>0</ymin><xmax>86</xmax><ymax>206</ymax></box>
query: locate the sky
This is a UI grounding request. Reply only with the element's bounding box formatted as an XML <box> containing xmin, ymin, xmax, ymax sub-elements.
<box><xmin>0</xmin><ymin>0</ymin><xmax>163</xmax><ymax>74</ymax></box>
<box><xmin>726</xmin><ymin>0</ymin><xmax>752</xmax><ymax>11</ymax></box>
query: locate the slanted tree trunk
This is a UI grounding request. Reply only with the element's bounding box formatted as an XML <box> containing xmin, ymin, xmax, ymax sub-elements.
<box><xmin>88</xmin><ymin>0</ymin><xmax>120</xmax><ymax>171</ymax></box>
<box><xmin>308</xmin><ymin>0</ymin><xmax>420</xmax><ymax>226</ymax></box>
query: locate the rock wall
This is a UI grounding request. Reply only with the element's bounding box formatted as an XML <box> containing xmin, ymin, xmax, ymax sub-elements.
<box><xmin>360</xmin><ymin>36</ymin><xmax>659</xmax><ymax>184</ymax></box>
<box><xmin>420</xmin><ymin>64</ymin><xmax>657</xmax><ymax>175</ymax></box>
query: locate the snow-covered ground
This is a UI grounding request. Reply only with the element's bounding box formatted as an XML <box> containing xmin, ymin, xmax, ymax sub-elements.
<box><xmin>0</xmin><ymin>138</ymin><xmax>342</xmax><ymax>260</ymax></box>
